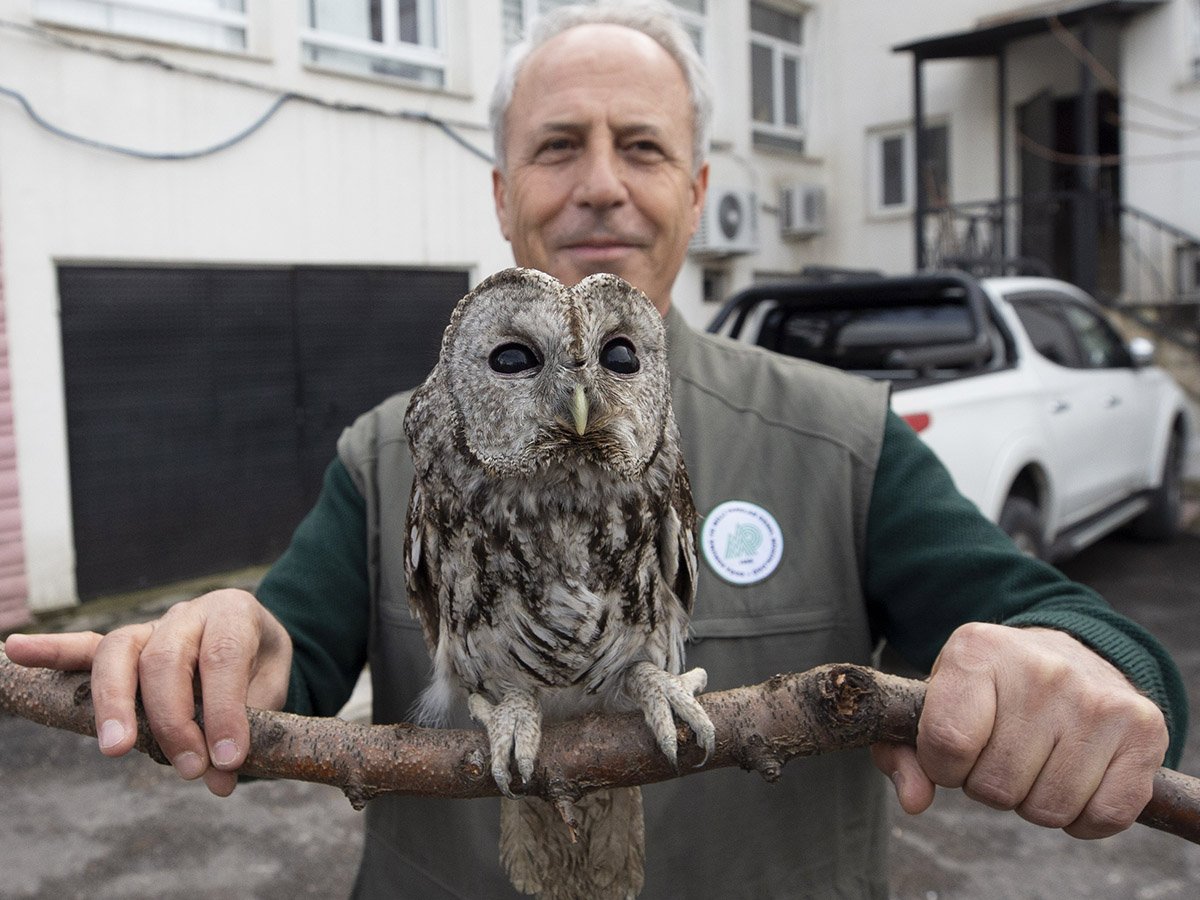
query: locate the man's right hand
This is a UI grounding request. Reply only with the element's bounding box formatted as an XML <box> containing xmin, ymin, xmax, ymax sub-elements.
<box><xmin>4</xmin><ymin>589</ymin><xmax>292</xmax><ymax>797</ymax></box>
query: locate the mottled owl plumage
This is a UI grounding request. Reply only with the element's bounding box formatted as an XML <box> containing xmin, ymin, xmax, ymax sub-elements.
<box><xmin>402</xmin><ymin>267</ymin><xmax>713</xmax><ymax>899</ymax></box>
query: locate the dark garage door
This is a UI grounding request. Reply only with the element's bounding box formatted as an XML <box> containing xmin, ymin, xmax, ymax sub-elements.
<box><xmin>59</xmin><ymin>265</ymin><xmax>467</xmax><ymax>599</ymax></box>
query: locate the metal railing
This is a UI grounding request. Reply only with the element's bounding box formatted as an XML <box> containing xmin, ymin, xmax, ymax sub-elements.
<box><xmin>924</xmin><ymin>192</ymin><xmax>1200</xmax><ymax>352</ymax></box>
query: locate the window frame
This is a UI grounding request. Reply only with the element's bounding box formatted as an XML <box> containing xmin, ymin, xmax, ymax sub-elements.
<box><xmin>301</xmin><ymin>0</ymin><xmax>447</xmax><ymax>88</ymax></box>
<box><xmin>503</xmin><ymin>0</ymin><xmax>706</xmax><ymax>54</ymax></box>
<box><xmin>1007</xmin><ymin>293</ymin><xmax>1133</xmax><ymax>370</ymax></box>
<box><xmin>34</xmin><ymin>0</ymin><xmax>248</xmax><ymax>52</ymax></box>
<box><xmin>866</xmin><ymin>120</ymin><xmax>950</xmax><ymax>217</ymax></box>
<box><xmin>749</xmin><ymin>1</ymin><xmax>806</xmax><ymax>149</ymax></box>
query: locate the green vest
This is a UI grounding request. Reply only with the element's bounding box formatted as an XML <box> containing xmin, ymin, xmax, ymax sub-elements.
<box><xmin>338</xmin><ymin>307</ymin><xmax>892</xmax><ymax>899</ymax></box>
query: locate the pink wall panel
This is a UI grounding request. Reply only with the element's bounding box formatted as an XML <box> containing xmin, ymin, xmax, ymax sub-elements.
<box><xmin>0</xmin><ymin>231</ymin><xmax>30</xmax><ymax>631</ymax></box>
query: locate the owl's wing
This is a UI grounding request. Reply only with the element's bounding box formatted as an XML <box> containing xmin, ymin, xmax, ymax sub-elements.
<box><xmin>661</xmin><ymin>458</ymin><xmax>698</xmax><ymax>614</ymax></box>
<box><xmin>403</xmin><ymin>382</ymin><xmax>443</xmax><ymax>655</ymax></box>
<box><xmin>403</xmin><ymin>478</ymin><xmax>441</xmax><ymax>654</ymax></box>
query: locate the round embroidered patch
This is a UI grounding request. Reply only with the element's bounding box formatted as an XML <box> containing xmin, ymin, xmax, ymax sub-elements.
<box><xmin>700</xmin><ymin>500</ymin><xmax>784</xmax><ymax>585</ymax></box>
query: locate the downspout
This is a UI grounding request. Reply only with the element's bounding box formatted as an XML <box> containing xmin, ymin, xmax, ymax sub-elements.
<box><xmin>913</xmin><ymin>53</ymin><xmax>927</xmax><ymax>270</ymax></box>
<box><xmin>1074</xmin><ymin>16</ymin><xmax>1100</xmax><ymax>295</ymax></box>
<box><xmin>997</xmin><ymin>45</ymin><xmax>1009</xmax><ymax>264</ymax></box>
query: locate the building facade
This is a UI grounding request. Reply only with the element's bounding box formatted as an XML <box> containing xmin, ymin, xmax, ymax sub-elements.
<box><xmin>0</xmin><ymin>0</ymin><xmax>1196</xmax><ymax>614</ymax></box>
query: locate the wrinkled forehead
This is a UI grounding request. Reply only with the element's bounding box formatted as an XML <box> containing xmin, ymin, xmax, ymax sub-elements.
<box><xmin>511</xmin><ymin>23</ymin><xmax>691</xmax><ymax>124</ymax></box>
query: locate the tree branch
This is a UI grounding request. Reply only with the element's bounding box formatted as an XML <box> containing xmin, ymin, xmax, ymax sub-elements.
<box><xmin>1</xmin><ymin>645</ymin><xmax>1196</xmax><ymax>844</ymax></box>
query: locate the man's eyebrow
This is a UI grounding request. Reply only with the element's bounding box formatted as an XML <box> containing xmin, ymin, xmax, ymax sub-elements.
<box><xmin>529</xmin><ymin>121</ymin><xmax>668</xmax><ymax>138</ymax></box>
<box><xmin>532</xmin><ymin>121</ymin><xmax>586</xmax><ymax>136</ymax></box>
<box><xmin>614</xmin><ymin>123</ymin><xmax>667</xmax><ymax>140</ymax></box>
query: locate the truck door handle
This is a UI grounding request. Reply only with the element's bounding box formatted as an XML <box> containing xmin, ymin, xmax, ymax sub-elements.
<box><xmin>1051</xmin><ymin>399</ymin><xmax>1070</xmax><ymax>414</ymax></box>
<box><xmin>1105</xmin><ymin>395</ymin><xmax>1121</xmax><ymax>408</ymax></box>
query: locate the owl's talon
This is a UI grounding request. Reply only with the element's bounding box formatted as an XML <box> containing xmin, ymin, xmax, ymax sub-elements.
<box><xmin>469</xmin><ymin>689</ymin><xmax>542</xmax><ymax>797</ymax></box>
<box><xmin>626</xmin><ymin>662</ymin><xmax>715</xmax><ymax>769</ymax></box>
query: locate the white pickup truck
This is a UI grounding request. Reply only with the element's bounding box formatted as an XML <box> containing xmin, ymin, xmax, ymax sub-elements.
<box><xmin>707</xmin><ymin>272</ymin><xmax>1191</xmax><ymax>561</ymax></box>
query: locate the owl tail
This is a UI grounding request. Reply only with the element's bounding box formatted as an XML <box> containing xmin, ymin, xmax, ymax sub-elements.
<box><xmin>500</xmin><ymin>786</ymin><xmax>646</xmax><ymax>900</ymax></box>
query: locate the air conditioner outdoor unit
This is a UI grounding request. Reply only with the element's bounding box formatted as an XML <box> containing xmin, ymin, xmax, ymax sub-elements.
<box><xmin>779</xmin><ymin>183</ymin><xmax>826</xmax><ymax>239</ymax></box>
<box><xmin>690</xmin><ymin>188</ymin><xmax>759</xmax><ymax>256</ymax></box>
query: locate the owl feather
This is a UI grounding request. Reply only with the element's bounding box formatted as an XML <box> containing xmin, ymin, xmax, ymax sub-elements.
<box><xmin>403</xmin><ymin>267</ymin><xmax>713</xmax><ymax>899</ymax></box>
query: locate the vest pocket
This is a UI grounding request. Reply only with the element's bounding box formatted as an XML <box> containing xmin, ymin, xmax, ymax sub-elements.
<box><xmin>378</xmin><ymin>593</ymin><xmax>424</xmax><ymax>629</ymax></box>
<box><xmin>690</xmin><ymin>606</ymin><xmax>836</xmax><ymax>641</ymax></box>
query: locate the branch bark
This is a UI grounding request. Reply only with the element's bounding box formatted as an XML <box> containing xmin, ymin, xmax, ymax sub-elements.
<box><xmin>1</xmin><ymin>644</ymin><xmax>1196</xmax><ymax>844</ymax></box>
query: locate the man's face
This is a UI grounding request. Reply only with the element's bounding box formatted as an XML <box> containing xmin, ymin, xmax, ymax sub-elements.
<box><xmin>493</xmin><ymin>23</ymin><xmax>709</xmax><ymax>314</ymax></box>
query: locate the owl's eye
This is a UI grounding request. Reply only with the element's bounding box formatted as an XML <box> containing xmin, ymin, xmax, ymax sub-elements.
<box><xmin>488</xmin><ymin>342</ymin><xmax>541</xmax><ymax>375</ymax></box>
<box><xmin>600</xmin><ymin>337</ymin><xmax>640</xmax><ymax>375</ymax></box>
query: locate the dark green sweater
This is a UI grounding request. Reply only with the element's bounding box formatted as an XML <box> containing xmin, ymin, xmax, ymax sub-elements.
<box><xmin>259</xmin><ymin>409</ymin><xmax>1187</xmax><ymax>768</ymax></box>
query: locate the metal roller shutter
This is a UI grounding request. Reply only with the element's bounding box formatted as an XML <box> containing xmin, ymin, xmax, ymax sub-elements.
<box><xmin>59</xmin><ymin>265</ymin><xmax>466</xmax><ymax>598</ymax></box>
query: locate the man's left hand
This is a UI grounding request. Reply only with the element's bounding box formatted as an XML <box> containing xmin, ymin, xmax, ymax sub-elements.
<box><xmin>871</xmin><ymin>623</ymin><xmax>1169</xmax><ymax>838</ymax></box>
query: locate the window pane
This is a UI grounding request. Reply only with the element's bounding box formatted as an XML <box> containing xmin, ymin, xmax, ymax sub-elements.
<box><xmin>782</xmin><ymin>55</ymin><xmax>800</xmax><ymax>127</ymax></box>
<box><xmin>882</xmin><ymin>135</ymin><xmax>906</xmax><ymax>207</ymax></box>
<box><xmin>398</xmin><ymin>0</ymin><xmax>437</xmax><ymax>47</ymax></box>
<box><xmin>1063</xmin><ymin>304</ymin><xmax>1127</xmax><ymax>368</ymax></box>
<box><xmin>1010</xmin><ymin>301</ymin><xmax>1082</xmax><ymax>367</ymax></box>
<box><xmin>35</xmin><ymin>0</ymin><xmax>247</xmax><ymax>50</ymax></box>
<box><xmin>303</xmin><ymin>43</ymin><xmax>444</xmax><ymax>87</ymax></box>
<box><xmin>922</xmin><ymin>123</ymin><xmax>950</xmax><ymax>205</ymax></box>
<box><xmin>751</xmin><ymin>42</ymin><xmax>774</xmax><ymax>125</ymax></box>
<box><xmin>502</xmin><ymin>0</ymin><xmax>524</xmax><ymax>44</ymax></box>
<box><xmin>750</xmin><ymin>2</ymin><xmax>801</xmax><ymax>43</ymax></box>
<box><xmin>309</xmin><ymin>0</ymin><xmax>376</xmax><ymax>41</ymax></box>
<box><xmin>399</xmin><ymin>0</ymin><xmax>417</xmax><ymax>44</ymax></box>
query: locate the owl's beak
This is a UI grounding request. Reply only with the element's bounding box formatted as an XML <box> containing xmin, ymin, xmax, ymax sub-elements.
<box><xmin>571</xmin><ymin>384</ymin><xmax>589</xmax><ymax>436</ymax></box>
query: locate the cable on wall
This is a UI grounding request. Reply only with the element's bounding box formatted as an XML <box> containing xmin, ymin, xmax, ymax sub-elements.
<box><xmin>0</xmin><ymin>17</ymin><xmax>495</xmax><ymax>165</ymax></box>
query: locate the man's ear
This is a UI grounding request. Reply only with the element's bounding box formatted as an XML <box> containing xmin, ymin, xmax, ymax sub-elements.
<box><xmin>492</xmin><ymin>168</ymin><xmax>511</xmax><ymax>242</ymax></box>
<box><xmin>689</xmin><ymin>162</ymin><xmax>710</xmax><ymax>235</ymax></box>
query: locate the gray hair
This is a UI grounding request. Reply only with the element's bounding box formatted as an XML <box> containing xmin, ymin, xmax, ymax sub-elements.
<box><xmin>489</xmin><ymin>1</ymin><xmax>713</xmax><ymax>175</ymax></box>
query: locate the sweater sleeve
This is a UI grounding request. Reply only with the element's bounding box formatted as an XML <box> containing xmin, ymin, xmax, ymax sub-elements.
<box><xmin>256</xmin><ymin>457</ymin><xmax>371</xmax><ymax>718</ymax></box>
<box><xmin>864</xmin><ymin>410</ymin><xmax>1188</xmax><ymax>768</ymax></box>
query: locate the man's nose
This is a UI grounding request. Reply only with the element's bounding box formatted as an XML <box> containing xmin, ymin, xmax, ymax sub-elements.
<box><xmin>573</xmin><ymin>145</ymin><xmax>627</xmax><ymax>209</ymax></box>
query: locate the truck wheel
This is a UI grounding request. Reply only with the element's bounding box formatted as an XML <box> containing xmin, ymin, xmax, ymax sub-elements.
<box><xmin>999</xmin><ymin>496</ymin><xmax>1045</xmax><ymax>559</ymax></box>
<box><xmin>1130</xmin><ymin>432</ymin><xmax>1184</xmax><ymax>542</ymax></box>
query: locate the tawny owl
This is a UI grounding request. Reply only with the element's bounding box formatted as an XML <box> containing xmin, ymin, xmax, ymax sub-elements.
<box><xmin>402</xmin><ymin>267</ymin><xmax>714</xmax><ymax>899</ymax></box>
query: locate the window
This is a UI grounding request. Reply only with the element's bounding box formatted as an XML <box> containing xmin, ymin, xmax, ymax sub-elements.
<box><xmin>1061</xmin><ymin>303</ymin><xmax>1130</xmax><ymax>368</ymax></box>
<box><xmin>867</xmin><ymin>122</ymin><xmax>950</xmax><ymax>215</ymax></box>
<box><xmin>502</xmin><ymin>0</ymin><xmax>706</xmax><ymax>54</ymax></box>
<box><xmin>1009</xmin><ymin>299</ymin><xmax>1081</xmax><ymax>367</ymax></box>
<box><xmin>34</xmin><ymin>0</ymin><xmax>247</xmax><ymax>52</ymax></box>
<box><xmin>1009</xmin><ymin>296</ymin><xmax>1131</xmax><ymax>369</ymax></box>
<box><xmin>749</xmin><ymin>1</ymin><xmax>804</xmax><ymax>153</ymax></box>
<box><xmin>701</xmin><ymin>265</ymin><xmax>730</xmax><ymax>305</ymax></box>
<box><xmin>302</xmin><ymin>0</ymin><xmax>445</xmax><ymax>88</ymax></box>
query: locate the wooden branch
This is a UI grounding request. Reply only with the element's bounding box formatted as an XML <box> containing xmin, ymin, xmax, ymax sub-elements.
<box><xmin>1</xmin><ymin>645</ymin><xmax>1197</xmax><ymax>844</ymax></box>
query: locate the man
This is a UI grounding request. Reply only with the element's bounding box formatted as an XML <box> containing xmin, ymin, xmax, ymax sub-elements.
<box><xmin>7</xmin><ymin>3</ymin><xmax>1186</xmax><ymax>897</ymax></box>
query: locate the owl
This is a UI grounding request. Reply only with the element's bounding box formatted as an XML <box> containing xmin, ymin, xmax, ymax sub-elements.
<box><xmin>403</xmin><ymin>267</ymin><xmax>714</xmax><ymax>899</ymax></box>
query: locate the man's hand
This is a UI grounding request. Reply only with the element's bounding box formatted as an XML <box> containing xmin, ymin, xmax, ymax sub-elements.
<box><xmin>4</xmin><ymin>589</ymin><xmax>292</xmax><ymax>797</ymax></box>
<box><xmin>872</xmin><ymin>623</ymin><xmax>1169</xmax><ymax>839</ymax></box>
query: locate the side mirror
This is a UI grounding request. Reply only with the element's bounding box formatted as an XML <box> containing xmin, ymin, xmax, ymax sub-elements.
<box><xmin>1128</xmin><ymin>336</ymin><xmax>1156</xmax><ymax>368</ymax></box>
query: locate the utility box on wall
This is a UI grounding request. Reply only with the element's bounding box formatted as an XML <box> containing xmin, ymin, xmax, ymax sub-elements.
<box><xmin>691</xmin><ymin>188</ymin><xmax>760</xmax><ymax>256</ymax></box>
<box><xmin>779</xmin><ymin>183</ymin><xmax>826</xmax><ymax>239</ymax></box>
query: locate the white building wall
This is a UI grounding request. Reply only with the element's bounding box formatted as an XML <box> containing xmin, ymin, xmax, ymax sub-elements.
<box><xmin>807</xmin><ymin>0</ymin><xmax>1002</xmax><ymax>276</ymax></box>
<box><xmin>0</xmin><ymin>0</ymin><xmax>1195</xmax><ymax>609</ymax></box>
<box><xmin>1123</xmin><ymin>0</ymin><xmax>1200</xmax><ymax>241</ymax></box>
<box><xmin>0</xmin><ymin>0</ymin><xmax>510</xmax><ymax>609</ymax></box>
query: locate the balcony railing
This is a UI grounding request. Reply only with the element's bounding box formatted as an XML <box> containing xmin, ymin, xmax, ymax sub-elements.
<box><xmin>924</xmin><ymin>192</ymin><xmax>1200</xmax><ymax>353</ymax></box>
<box><xmin>926</xmin><ymin>193</ymin><xmax>1199</xmax><ymax>300</ymax></box>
